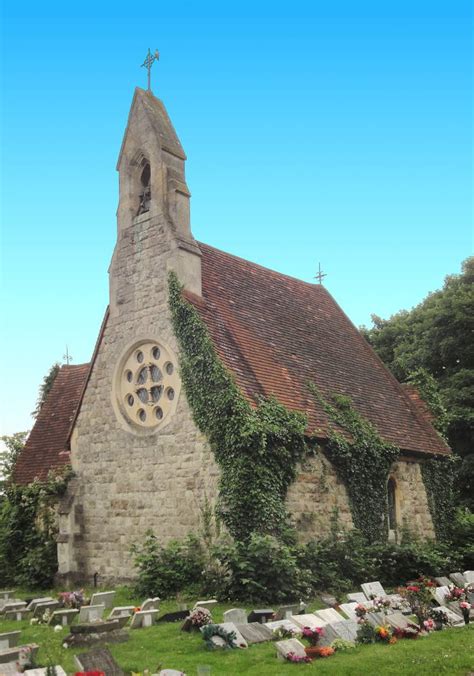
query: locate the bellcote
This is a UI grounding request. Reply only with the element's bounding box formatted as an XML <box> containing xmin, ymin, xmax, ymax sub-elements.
<box><xmin>114</xmin><ymin>87</ymin><xmax>201</xmax><ymax>297</ymax></box>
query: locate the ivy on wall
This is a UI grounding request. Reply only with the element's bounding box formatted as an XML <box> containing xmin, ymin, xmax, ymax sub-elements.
<box><xmin>0</xmin><ymin>468</ymin><xmax>73</xmax><ymax>588</ymax></box>
<box><xmin>168</xmin><ymin>272</ymin><xmax>307</xmax><ymax>542</ymax></box>
<box><xmin>308</xmin><ymin>384</ymin><xmax>400</xmax><ymax>541</ymax></box>
<box><xmin>421</xmin><ymin>455</ymin><xmax>459</xmax><ymax>541</ymax></box>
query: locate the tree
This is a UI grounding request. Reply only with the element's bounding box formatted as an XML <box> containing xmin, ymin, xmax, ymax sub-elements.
<box><xmin>0</xmin><ymin>432</ymin><xmax>27</xmax><ymax>491</ymax></box>
<box><xmin>31</xmin><ymin>362</ymin><xmax>60</xmax><ymax>418</ymax></box>
<box><xmin>361</xmin><ymin>257</ymin><xmax>474</xmax><ymax>508</ymax></box>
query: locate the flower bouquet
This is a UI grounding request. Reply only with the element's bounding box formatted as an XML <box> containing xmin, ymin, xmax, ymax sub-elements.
<box><xmin>460</xmin><ymin>600</ymin><xmax>471</xmax><ymax>625</ymax></box>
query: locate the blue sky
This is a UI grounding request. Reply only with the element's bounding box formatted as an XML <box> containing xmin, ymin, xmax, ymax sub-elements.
<box><xmin>1</xmin><ymin>0</ymin><xmax>472</xmax><ymax>436</ymax></box>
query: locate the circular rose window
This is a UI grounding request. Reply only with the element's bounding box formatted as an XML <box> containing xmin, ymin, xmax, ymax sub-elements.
<box><xmin>114</xmin><ymin>340</ymin><xmax>180</xmax><ymax>431</ymax></box>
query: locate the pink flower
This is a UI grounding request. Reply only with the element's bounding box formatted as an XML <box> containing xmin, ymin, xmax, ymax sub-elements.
<box><xmin>460</xmin><ymin>601</ymin><xmax>471</xmax><ymax>609</ymax></box>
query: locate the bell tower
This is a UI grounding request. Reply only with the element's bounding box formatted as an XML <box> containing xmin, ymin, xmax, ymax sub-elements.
<box><xmin>109</xmin><ymin>85</ymin><xmax>202</xmax><ymax>316</ymax></box>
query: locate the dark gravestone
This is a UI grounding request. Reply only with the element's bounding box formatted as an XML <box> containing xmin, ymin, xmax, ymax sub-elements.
<box><xmin>75</xmin><ymin>647</ymin><xmax>125</xmax><ymax>676</ymax></box>
<box><xmin>71</xmin><ymin>620</ymin><xmax>121</xmax><ymax>634</ymax></box>
<box><xmin>247</xmin><ymin>609</ymin><xmax>275</xmax><ymax>624</ymax></box>
<box><xmin>157</xmin><ymin>610</ymin><xmax>190</xmax><ymax>623</ymax></box>
<box><xmin>64</xmin><ymin>620</ymin><xmax>129</xmax><ymax>648</ymax></box>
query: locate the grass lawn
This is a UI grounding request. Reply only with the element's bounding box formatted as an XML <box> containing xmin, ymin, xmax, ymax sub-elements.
<box><xmin>1</xmin><ymin>587</ymin><xmax>473</xmax><ymax>675</ymax></box>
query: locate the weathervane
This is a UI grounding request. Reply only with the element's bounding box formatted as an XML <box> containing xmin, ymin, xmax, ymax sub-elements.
<box><xmin>314</xmin><ymin>262</ymin><xmax>327</xmax><ymax>285</ymax></box>
<box><xmin>141</xmin><ymin>48</ymin><xmax>160</xmax><ymax>91</ymax></box>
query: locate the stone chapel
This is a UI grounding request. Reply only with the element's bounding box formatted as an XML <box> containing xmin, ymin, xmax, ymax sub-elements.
<box><xmin>14</xmin><ymin>86</ymin><xmax>450</xmax><ymax>582</ymax></box>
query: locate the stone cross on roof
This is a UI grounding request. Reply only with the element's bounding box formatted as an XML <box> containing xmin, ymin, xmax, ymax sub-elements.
<box><xmin>141</xmin><ymin>48</ymin><xmax>160</xmax><ymax>91</ymax></box>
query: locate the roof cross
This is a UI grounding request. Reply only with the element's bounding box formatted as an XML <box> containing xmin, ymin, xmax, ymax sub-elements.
<box><xmin>141</xmin><ymin>48</ymin><xmax>160</xmax><ymax>91</ymax></box>
<box><xmin>314</xmin><ymin>262</ymin><xmax>327</xmax><ymax>285</ymax></box>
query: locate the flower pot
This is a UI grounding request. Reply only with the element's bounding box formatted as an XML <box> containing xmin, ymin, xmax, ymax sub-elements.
<box><xmin>461</xmin><ymin>608</ymin><xmax>470</xmax><ymax>625</ymax></box>
<box><xmin>304</xmin><ymin>646</ymin><xmax>320</xmax><ymax>658</ymax></box>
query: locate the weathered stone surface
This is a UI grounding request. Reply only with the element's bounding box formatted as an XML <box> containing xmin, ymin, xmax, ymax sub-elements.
<box><xmin>247</xmin><ymin>609</ymin><xmax>275</xmax><ymax>624</ymax></box>
<box><xmin>223</xmin><ymin>608</ymin><xmax>247</xmax><ymax>625</ymax></box>
<box><xmin>361</xmin><ymin>581</ymin><xmax>386</xmax><ymax>600</ymax></box>
<box><xmin>449</xmin><ymin>573</ymin><xmax>466</xmax><ymax>587</ymax></box>
<box><xmin>90</xmin><ymin>591</ymin><xmax>116</xmax><ymax>609</ymax></box>
<box><xmin>141</xmin><ymin>597</ymin><xmax>160</xmax><ymax>611</ymax></box>
<box><xmin>218</xmin><ymin>623</ymin><xmax>247</xmax><ymax>649</ymax></box>
<box><xmin>347</xmin><ymin>592</ymin><xmax>367</xmax><ymax>604</ymax></box>
<box><xmin>0</xmin><ymin>632</ymin><xmax>21</xmax><ymax>650</ymax></box>
<box><xmin>64</xmin><ymin>627</ymin><xmax>129</xmax><ymax>648</ymax></box>
<box><xmin>331</xmin><ymin>620</ymin><xmax>359</xmax><ymax>642</ymax></box>
<box><xmin>291</xmin><ymin>614</ymin><xmax>327</xmax><ymax>630</ymax></box>
<box><xmin>275</xmin><ymin>638</ymin><xmax>307</xmax><ymax>661</ymax></box>
<box><xmin>79</xmin><ymin>604</ymin><xmax>105</xmax><ymax>623</ymax></box>
<box><xmin>432</xmin><ymin>586</ymin><xmax>450</xmax><ymax>605</ymax></box>
<box><xmin>273</xmin><ymin>604</ymin><xmax>303</xmax><ymax>620</ymax></box>
<box><xmin>71</xmin><ymin>620</ymin><xmax>120</xmax><ymax>634</ymax></box>
<box><xmin>315</xmin><ymin>608</ymin><xmax>346</xmax><ymax>624</ymax></box>
<box><xmin>435</xmin><ymin>576</ymin><xmax>451</xmax><ymax>587</ymax></box>
<box><xmin>236</xmin><ymin>623</ymin><xmax>273</xmax><ymax>644</ymax></box>
<box><xmin>464</xmin><ymin>570</ymin><xmax>474</xmax><ymax>584</ymax></box>
<box><xmin>130</xmin><ymin>609</ymin><xmax>159</xmax><ymax>628</ymax></box>
<box><xmin>0</xmin><ymin>645</ymin><xmax>39</xmax><ymax>665</ymax></box>
<box><xmin>49</xmin><ymin>609</ymin><xmax>79</xmax><ymax>626</ymax></box>
<box><xmin>157</xmin><ymin>610</ymin><xmax>190</xmax><ymax>623</ymax></box>
<box><xmin>74</xmin><ymin>647</ymin><xmax>125</xmax><ymax>675</ymax></box>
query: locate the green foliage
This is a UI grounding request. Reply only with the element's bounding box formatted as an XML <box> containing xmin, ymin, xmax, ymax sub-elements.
<box><xmin>0</xmin><ymin>468</ymin><xmax>72</xmax><ymax>588</ymax></box>
<box><xmin>361</xmin><ymin>257</ymin><xmax>474</xmax><ymax>504</ymax></box>
<box><xmin>32</xmin><ymin>362</ymin><xmax>60</xmax><ymax>418</ymax></box>
<box><xmin>449</xmin><ymin>508</ymin><xmax>474</xmax><ymax>569</ymax></box>
<box><xmin>130</xmin><ymin>531</ymin><xmax>206</xmax><ymax>598</ymax></box>
<box><xmin>421</xmin><ymin>455</ymin><xmax>459</xmax><ymax>541</ymax></box>
<box><xmin>0</xmin><ymin>431</ymin><xmax>27</xmax><ymax>489</ymax></box>
<box><xmin>406</xmin><ymin>368</ymin><xmax>449</xmax><ymax>437</ymax></box>
<box><xmin>308</xmin><ymin>385</ymin><xmax>399</xmax><ymax>541</ymax></box>
<box><xmin>168</xmin><ymin>272</ymin><xmax>307</xmax><ymax>542</ymax></box>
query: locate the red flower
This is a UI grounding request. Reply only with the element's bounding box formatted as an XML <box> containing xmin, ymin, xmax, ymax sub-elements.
<box><xmin>407</xmin><ymin>586</ymin><xmax>420</xmax><ymax>592</ymax></box>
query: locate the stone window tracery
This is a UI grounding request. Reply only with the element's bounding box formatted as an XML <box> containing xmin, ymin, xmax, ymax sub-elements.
<box><xmin>114</xmin><ymin>340</ymin><xmax>180</xmax><ymax>431</ymax></box>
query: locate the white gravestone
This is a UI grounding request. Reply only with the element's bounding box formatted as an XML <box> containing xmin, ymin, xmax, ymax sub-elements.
<box><xmin>2</xmin><ymin>602</ymin><xmax>26</xmax><ymax>614</ymax></box>
<box><xmin>4</xmin><ymin>609</ymin><xmax>31</xmax><ymax>621</ymax></box>
<box><xmin>432</xmin><ymin>586</ymin><xmax>450</xmax><ymax>605</ymax></box>
<box><xmin>0</xmin><ymin>644</ymin><xmax>39</xmax><ymax>665</ymax></box>
<box><xmin>275</xmin><ymin>638</ymin><xmax>307</xmax><ymax>661</ymax></box>
<box><xmin>141</xmin><ymin>597</ymin><xmax>160</xmax><ymax>611</ymax></box>
<box><xmin>218</xmin><ymin>623</ymin><xmax>248</xmax><ymax>648</ymax></box>
<box><xmin>26</xmin><ymin>598</ymin><xmax>54</xmax><ymax>612</ymax></box>
<box><xmin>361</xmin><ymin>581</ymin><xmax>386</xmax><ymax>599</ymax></box>
<box><xmin>78</xmin><ymin>604</ymin><xmax>105</xmax><ymax>623</ymax></box>
<box><xmin>331</xmin><ymin>620</ymin><xmax>359</xmax><ymax>642</ymax></box>
<box><xmin>315</xmin><ymin>608</ymin><xmax>346</xmax><ymax>623</ymax></box>
<box><xmin>34</xmin><ymin>601</ymin><xmax>60</xmax><ymax>617</ymax></box>
<box><xmin>0</xmin><ymin>631</ymin><xmax>21</xmax><ymax>651</ymax></box>
<box><xmin>273</xmin><ymin>604</ymin><xmax>302</xmax><ymax>620</ymax></box>
<box><xmin>449</xmin><ymin>572</ymin><xmax>467</xmax><ymax>587</ymax></box>
<box><xmin>435</xmin><ymin>576</ymin><xmax>451</xmax><ymax>587</ymax></box>
<box><xmin>223</xmin><ymin>608</ymin><xmax>247</xmax><ymax>625</ymax></box>
<box><xmin>130</xmin><ymin>609</ymin><xmax>159</xmax><ymax>629</ymax></box>
<box><xmin>49</xmin><ymin>609</ymin><xmax>79</xmax><ymax>626</ymax></box>
<box><xmin>464</xmin><ymin>571</ymin><xmax>474</xmax><ymax>584</ymax></box>
<box><xmin>108</xmin><ymin>606</ymin><xmax>136</xmax><ymax>619</ymax></box>
<box><xmin>347</xmin><ymin>592</ymin><xmax>368</xmax><ymax>604</ymax></box>
<box><xmin>265</xmin><ymin>619</ymin><xmax>302</xmax><ymax>635</ymax></box>
<box><xmin>193</xmin><ymin>600</ymin><xmax>218</xmax><ymax>611</ymax></box>
<box><xmin>431</xmin><ymin>607</ymin><xmax>465</xmax><ymax>627</ymax></box>
<box><xmin>290</xmin><ymin>613</ymin><xmax>327</xmax><ymax>630</ymax></box>
<box><xmin>90</xmin><ymin>591</ymin><xmax>116</xmax><ymax>609</ymax></box>
<box><xmin>385</xmin><ymin>612</ymin><xmax>419</xmax><ymax>631</ymax></box>
<box><xmin>339</xmin><ymin>601</ymin><xmax>373</xmax><ymax>620</ymax></box>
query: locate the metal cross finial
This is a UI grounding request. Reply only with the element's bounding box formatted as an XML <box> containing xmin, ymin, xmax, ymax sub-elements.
<box><xmin>63</xmin><ymin>345</ymin><xmax>73</xmax><ymax>365</ymax></box>
<box><xmin>314</xmin><ymin>262</ymin><xmax>327</xmax><ymax>285</ymax></box>
<box><xmin>141</xmin><ymin>48</ymin><xmax>160</xmax><ymax>91</ymax></box>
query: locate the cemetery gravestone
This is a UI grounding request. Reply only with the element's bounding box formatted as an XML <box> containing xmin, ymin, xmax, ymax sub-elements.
<box><xmin>435</xmin><ymin>576</ymin><xmax>452</xmax><ymax>587</ymax></box>
<box><xmin>4</xmin><ymin>609</ymin><xmax>31</xmax><ymax>621</ymax></box>
<box><xmin>0</xmin><ymin>632</ymin><xmax>21</xmax><ymax>650</ymax></box>
<box><xmin>247</xmin><ymin>609</ymin><xmax>275</xmax><ymax>624</ymax></box>
<box><xmin>193</xmin><ymin>600</ymin><xmax>218</xmax><ymax>611</ymax></box>
<box><xmin>273</xmin><ymin>604</ymin><xmax>302</xmax><ymax>620</ymax></box>
<box><xmin>141</xmin><ymin>598</ymin><xmax>160</xmax><ymax>611</ymax></box>
<box><xmin>464</xmin><ymin>571</ymin><xmax>474</xmax><ymax>584</ymax></box>
<box><xmin>291</xmin><ymin>614</ymin><xmax>327</xmax><ymax>630</ymax></box>
<box><xmin>347</xmin><ymin>592</ymin><xmax>368</xmax><ymax>604</ymax></box>
<box><xmin>157</xmin><ymin>610</ymin><xmax>190</xmax><ymax>623</ymax></box>
<box><xmin>218</xmin><ymin>623</ymin><xmax>248</xmax><ymax>648</ymax></box>
<box><xmin>49</xmin><ymin>609</ymin><xmax>79</xmax><ymax>626</ymax></box>
<box><xmin>223</xmin><ymin>609</ymin><xmax>247</xmax><ymax>625</ymax></box>
<box><xmin>2</xmin><ymin>602</ymin><xmax>26</xmax><ymax>614</ymax></box>
<box><xmin>34</xmin><ymin>601</ymin><xmax>60</xmax><ymax>618</ymax></box>
<box><xmin>275</xmin><ymin>638</ymin><xmax>307</xmax><ymax>661</ymax></box>
<box><xmin>108</xmin><ymin>606</ymin><xmax>135</xmax><ymax>619</ymax></box>
<box><xmin>265</xmin><ymin>619</ymin><xmax>301</xmax><ymax>635</ymax></box>
<box><xmin>26</xmin><ymin>598</ymin><xmax>54</xmax><ymax>613</ymax></box>
<box><xmin>331</xmin><ymin>620</ymin><xmax>359</xmax><ymax>642</ymax></box>
<box><xmin>158</xmin><ymin>671</ymin><xmax>186</xmax><ymax>676</ymax></box>
<box><xmin>339</xmin><ymin>602</ymin><xmax>362</xmax><ymax>620</ymax></box>
<box><xmin>366</xmin><ymin>612</ymin><xmax>387</xmax><ymax>627</ymax></box>
<box><xmin>79</xmin><ymin>604</ymin><xmax>105</xmax><ymax>623</ymax></box>
<box><xmin>0</xmin><ymin>644</ymin><xmax>39</xmax><ymax>665</ymax></box>
<box><xmin>90</xmin><ymin>592</ymin><xmax>116</xmax><ymax>609</ymax></box>
<box><xmin>385</xmin><ymin>612</ymin><xmax>419</xmax><ymax>631</ymax></box>
<box><xmin>23</xmin><ymin>668</ymin><xmax>67</xmax><ymax>676</ymax></box>
<box><xmin>0</xmin><ymin>592</ymin><xmax>15</xmax><ymax>601</ymax></box>
<box><xmin>236</xmin><ymin>623</ymin><xmax>273</xmax><ymax>645</ymax></box>
<box><xmin>315</xmin><ymin>608</ymin><xmax>346</xmax><ymax>623</ymax></box>
<box><xmin>449</xmin><ymin>573</ymin><xmax>467</xmax><ymax>587</ymax></box>
<box><xmin>432</xmin><ymin>586</ymin><xmax>450</xmax><ymax>605</ymax></box>
<box><xmin>361</xmin><ymin>581</ymin><xmax>386</xmax><ymax>599</ymax></box>
<box><xmin>75</xmin><ymin>647</ymin><xmax>125</xmax><ymax>676</ymax></box>
<box><xmin>317</xmin><ymin>624</ymin><xmax>341</xmax><ymax>647</ymax></box>
<box><xmin>130</xmin><ymin>609</ymin><xmax>159</xmax><ymax>629</ymax></box>
<box><xmin>431</xmin><ymin>607</ymin><xmax>465</xmax><ymax>627</ymax></box>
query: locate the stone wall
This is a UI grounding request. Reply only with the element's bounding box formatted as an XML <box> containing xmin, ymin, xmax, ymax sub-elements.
<box><xmin>390</xmin><ymin>459</ymin><xmax>436</xmax><ymax>539</ymax></box>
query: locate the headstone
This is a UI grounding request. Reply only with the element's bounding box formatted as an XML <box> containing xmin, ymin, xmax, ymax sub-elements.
<box><xmin>0</xmin><ymin>644</ymin><xmax>39</xmax><ymax>665</ymax></box>
<box><xmin>26</xmin><ymin>598</ymin><xmax>55</xmax><ymax>612</ymax></box>
<box><xmin>130</xmin><ymin>609</ymin><xmax>159</xmax><ymax>629</ymax></box>
<box><xmin>108</xmin><ymin>606</ymin><xmax>136</xmax><ymax>619</ymax></box>
<box><xmin>275</xmin><ymin>638</ymin><xmax>307</xmax><ymax>661</ymax></box>
<box><xmin>273</xmin><ymin>604</ymin><xmax>302</xmax><ymax>620</ymax></box>
<box><xmin>290</xmin><ymin>613</ymin><xmax>327</xmax><ymax>630</ymax></box>
<box><xmin>366</xmin><ymin>612</ymin><xmax>387</xmax><ymax>627</ymax></box>
<box><xmin>90</xmin><ymin>591</ymin><xmax>116</xmax><ymax>609</ymax></box>
<box><xmin>347</xmin><ymin>592</ymin><xmax>367</xmax><ymax>604</ymax></box>
<box><xmin>432</xmin><ymin>586</ymin><xmax>450</xmax><ymax>605</ymax></box>
<box><xmin>65</xmin><ymin>621</ymin><xmax>129</xmax><ymax>649</ymax></box>
<box><xmin>74</xmin><ymin>647</ymin><xmax>125</xmax><ymax>675</ymax></box>
<box><xmin>385</xmin><ymin>612</ymin><xmax>419</xmax><ymax>631</ymax></box>
<box><xmin>447</xmin><ymin>601</ymin><xmax>474</xmax><ymax>619</ymax></box>
<box><xmin>71</xmin><ymin>620</ymin><xmax>121</xmax><ymax>635</ymax></box>
<box><xmin>265</xmin><ymin>619</ymin><xmax>301</xmax><ymax>635</ymax></box>
<box><xmin>247</xmin><ymin>609</ymin><xmax>275</xmax><ymax>624</ymax></box>
<box><xmin>24</xmin><ymin>667</ymin><xmax>67</xmax><ymax>676</ymax></box>
<box><xmin>79</xmin><ymin>604</ymin><xmax>105</xmax><ymax>623</ymax></box>
<box><xmin>1</xmin><ymin>602</ymin><xmax>27</xmax><ymax>614</ymax></box>
<box><xmin>223</xmin><ymin>608</ymin><xmax>247</xmax><ymax>625</ymax></box>
<box><xmin>315</xmin><ymin>608</ymin><xmax>346</xmax><ymax>623</ymax></box>
<box><xmin>34</xmin><ymin>601</ymin><xmax>60</xmax><ymax>617</ymax></box>
<box><xmin>49</xmin><ymin>609</ymin><xmax>79</xmax><ymax>626</ymax></box>
<box><xmin>141</xmin><ymin>597</ymin><xmax>160</xmax><ymax>611</ymax></box>
<box><xmin>449</xmin><ymin>572</ymin><xmax>467</xmax><ymax>587</ymax></box>
<box><xmin>236</xmin><ymin>622</ymin><xmax>273</xmax><ymax>644</ymax></box>
<box><xmin>0</xmin><ymin>632</ymin><xmax>21</xmax><ymax>650</ymax></box>
<box><xmin>158</xmin><ymin>671</ymin><xmax>186</xmax><ymax>676</ymax></box>
<box><xmin>435</xmin><ymin>576</ymin><xmax>452</xmax><ymax>587</ymax></box>
<box><xmin>0</xmin><ymin>592</ymin><xmax>15</xmax><ymax>601</ymax></box>
<box><xmin>320</xmin><ymin>593</ymin><xmax>337</xmax><ymax>607</ymax></box>
<box><xmin>218</xmin><ymin>622</ymin><xmax>248</xmax><ymax>648</ymax></box>
<box><xmin>209</xmin><ymin>636</ymin><xmax>227</xmax><ymax>649</ymax></box>
<box><xmin>157</xmin><ymin>610</ymin><xmax>190</xmax><ymax>623</ymax></box>
<box><xmin>339</xmin><ymin>601</ymin><xmax>373</xmax><ymax>620</ymax></box>
<box><xmin>4</xmin><ymin>609</ymin><xmax>31</xmax><ymax>621</ymax></box>
<box><xmin>430</xmin><ymin>606</ymin><xmax>465</xmax><ymax>627</ymax></box>
<box><xmin>316</xmin><ymin>624</ymin><xmax>340</xmax><ymax>647</ymax></box>
<box><xmin>361</xmin><ymin>581</ymin><xmax>386</xmax><ymax>599</ymax></box>
<box><xmin>464</xmin><ymin>571</ymin><xmax>474</xmax><ymax>584</ymax></box>
<box><xmin>331</xmin><ymin>620</ymin><xmax>359</xmax><ymax>642</ymax></box>
<box><xmin>193</xmin><ymin>600</ymin><xmax>218</xmax><ymax>611</ymax></box>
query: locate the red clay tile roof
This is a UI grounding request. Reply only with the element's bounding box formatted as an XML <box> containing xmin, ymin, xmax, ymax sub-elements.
<box><xmin>185</xmin><ymin>242</ymin><xmax>450</xmax><ymax>457</ymax></box>
<box><xmin>13</xmin><ymin>364</ymin><xmax>90</xmax><ymax>485</ymax></box>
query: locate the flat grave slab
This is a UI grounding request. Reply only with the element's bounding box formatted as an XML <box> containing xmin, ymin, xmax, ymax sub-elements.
<box><xmin>247</xmin><ymin>609</ymin><xmax>275</xmax><ymax>624</ymax></box>
<box><xmin>361</xmin><ymin>581</ymin><xmax>386</xmax><ymax>599</ymax></box>
<box><xmin>339</xmin><ymin>602</ymin><xmax>373</xmax><ymax>620</ymax></box>
<box><xmin>265</xmin><ymin>619</ymin><xmax>302</xmax><ymax>635</ymax></box>
<box><xmin>26</xmin><ymin>598</ymin><xmax>54</xmax><ymax>612</ymax></box>
<box><xmin>218</xmin><ymin>622</ymin><xmax>247</xmax><ymax>649</ymax></box>
<box><xmin>157</xmin><ymin>610</ymin><xmax>189</xmax><ymax>623</ymax></box>
<box><xmin>75</xmin><ymin>646</ymin><xmax>125</xmax><ymax>676</ymax></box>
<box><xmin>90</xmin><ymin>591</ymin><xmax>116</xmax><ymax>609</ymax></box>
<box><xmin>108</xmin><ymin>606</ymin><xmax>136</xmax><ymax>619</ymax></box>
<box><xmin>223</xmin><ymin>608</ymin><xmax>247</xmax><ymax>625</ymax></box>
<box><xmin>49</xmin><ymin>608</ymin><xmax>79</xmax><ymax>626</ymax></box>
<box><xmin>331</xmin><ymin>620</ymin><xmax>359</xmax><ymax>642</ymax></box>
<box><xmin>79</xmin><ymin>604</ymin><xmax>105</xmax><ymax>623</ymax></box>
<box><xmin>0</xmin><ymin>632</ymin><xmax>21</xmax><ymax>650</ymax></box>
<box><xmin>366</xmin><ymin>611</ymin><xmax>388</xmax><ymax>627</ymax></box>
<box><xmin>0</xmin><ymin>644</ymin><xmax>39</xmax><ymax>665</ymax></box>
<box><xmin>1</xmin><ymin>602</ymin><xmax>27</xmax><ymax>614</ymax></box>
<box><xmin>236</xmin><ymin>622</ymin><xmax>273</xmax><ymax>644</ymax></box>
<box><xmin>315</xmin><ymin>608</ymin><xmax>346</xmax><ymax>623</ymax></box>
<box><xmin>385</xmin><ymin>612</ymin><xmax>419</xmax><ymax>631</ymax></box>
<box><xmin>4</xmin><ymin>609</ymin><xmax>30</xmax><ymax>621</ymax></box>
<box><xmin>34</xmin><ymin>601</ymin><xmax>60</xmax><ymax>618</ymax></box>
<box><xmin>276</xmin><ymin>638</ymin><xmax>307</xmax><ymax>661</ymax></box>
<box><xmin>435</xmin><ymin>576</ymin><xmax>452</xmax><ymax>587</ymax></box>
<box><xmin>273</xmin><ymin>604</ymin><xmax>303</xmax><ymax>620</ymax></box>
<box><xmin>70</xmin><ymin>620</ymin><xmax>122</xmax><ymax>635</ymax></box>
<box><xmin>447</xmin><ymin>601</ymin><xmax>474</xmax><ymax>619</ymax></box>
<box><xmin>449</xmin><ymin>572</ymin><xmax>467</xmax><ymax>587</ymax></box>
<box><xmin>432</xmin><ymin>586</ymin><xmax>450</xmax><ymax>605</ymax></box>
<box><xmin>431</xmin><ymin>606</ymin><xmax>465</xmax><ymax>627</ymax></box>
<box><xmin>317</xmin><ymin>623</ymin><xmax>341</xmax><ymax>647</ymax></box>
<box><xmin>141</xmin><ymin>597</ymin><xmax>160</xmax><ymax>611</ymax></box>
<box><xmin>347</xmin><ymin>592</ymin><xmax>367</xmax><ymax>604</ymax></box>
<box><xmin>291</xmin><ymin>613</ymin><xmax>327</xmax><ymax>630</ymax></box>
<box><xmin>464</xmin><ymin>570</ymin><xmax>474</xmax><ymax>584</ymax></box>
<box><xmin>130</xmin><ymin>609</ymin><xmax>159</xmax><ymax>629</ymax></box>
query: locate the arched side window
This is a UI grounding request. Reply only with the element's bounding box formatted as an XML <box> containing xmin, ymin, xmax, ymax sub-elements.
<box><xmin>137</xmin><ymin>160</ymin><xmax>151</xmax><ymax>216</ymax></box>
<box><xmin>387</xmin><ymin>477</ymin><xmax>397</xmax><ymax>537</ymax></box>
